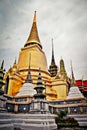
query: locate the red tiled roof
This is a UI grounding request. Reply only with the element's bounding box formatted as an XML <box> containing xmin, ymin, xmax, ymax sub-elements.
<box><xmin>76</xmin><ymin>80</ymin><xmax>87</xmax><ymax>92</ymax></box>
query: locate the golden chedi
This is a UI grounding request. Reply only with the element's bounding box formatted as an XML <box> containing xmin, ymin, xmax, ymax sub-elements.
<box><xmin>5</xmin><ymin>12</ymin><xmax>68</xmax><ymax>100</ymax></box>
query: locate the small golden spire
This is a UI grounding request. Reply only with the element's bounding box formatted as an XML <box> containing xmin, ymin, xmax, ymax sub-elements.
<box><xmin>13</xmin><ymin>58</ymin><xmax>17</xmax><ymax>68</ymax></box>
<box><xmin>60</xmin><ymin>58</ymin><xmax>67</xmax><ymax>79</ymax></box>
<box><xmin>33</xmin><ymin>11</ymin><xmax>36</xmax><ymax>23</ymax></box>
<box><xmin>14</xmin><ymin>57</ymin><xmax>16</xmax><ymax>64</ymax></box>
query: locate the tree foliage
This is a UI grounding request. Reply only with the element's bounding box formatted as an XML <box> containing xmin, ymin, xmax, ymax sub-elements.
<box><xmin>55</xmin><ymin>110</ymin><xmax>78</xmax><ymax>127</ymax></box>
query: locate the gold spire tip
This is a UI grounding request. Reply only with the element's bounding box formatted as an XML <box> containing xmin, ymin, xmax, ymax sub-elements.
<box><xmin>14</xmin><ymin>57</ymin><xmax>16</xmax><ymax>64</ymax></box>
<box><xmin>33</xmin><ymin>11</ymin><xmax>36</xmax><ymax>23</ymax></box>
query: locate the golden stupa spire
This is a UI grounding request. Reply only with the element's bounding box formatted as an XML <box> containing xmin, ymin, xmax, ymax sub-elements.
<box><xmin>13</xmin><ymin>58</ymin><xmax>17</xmax><ymax>68</ymax></box>
<box><xmin>60</xmin><ymin>57</ymin><xmax>67</xmax><ymax>79</ymax></box>
<box><xmin>25</xmin><ymin>11</ymin><xmax>42</xmax><ymax>49</ymax></box>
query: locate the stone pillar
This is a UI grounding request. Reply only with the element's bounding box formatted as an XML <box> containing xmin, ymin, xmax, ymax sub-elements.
<box><xmin>68</xmin><ymin>107</ymin><xmax>70</xmax><ymax>114</ymax></box>
<box><xmin>14</xmin><ymin>104</ymin><xmax>18</xmax><ymax>113</ymax></box>
<box><xmin>80</xmin><ymin>106</ymin><xmax>83</xmax><ymax>113</ymax></box>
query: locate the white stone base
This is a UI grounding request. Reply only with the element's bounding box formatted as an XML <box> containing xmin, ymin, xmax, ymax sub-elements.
<box><xmin>0</xmin><ymin>113</ymin><xmax>57</xmax><ymax>130</ymax></box>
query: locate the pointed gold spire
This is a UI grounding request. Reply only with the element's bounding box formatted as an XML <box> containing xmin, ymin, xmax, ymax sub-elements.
<box><xmin>33</xmin><ymin>11</ymin><xmax>36</xmax><ymax>23</ymax></box>
<box><xmin>14</xmin><ymin>58</ymin><xmax>16</xmax><ymax>64</ymax></box>
<box><xmin>25</xmin><ymin>11</ymin><xmax>42</xmax><ymax>49</ymax></box>
<box><xmin>13</xmin><ymin>58</ymin><xmax>17</xmax><ymax>68</ymax></box>
<box><xmin>60</xmin><ymin>57</ymin><xmax>67</xmax><ymax>79</ymax></box>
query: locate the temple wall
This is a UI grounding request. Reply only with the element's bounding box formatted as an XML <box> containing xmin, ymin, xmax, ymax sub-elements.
<box><xmin>52</xmin><ymin>79</ymin><xmax>68</xmax><ymax>100</ymax></box>
<box><xmin>17</xmin><ymin>45</ymin><xmax>48</xmax><ymax>72</ymax></box>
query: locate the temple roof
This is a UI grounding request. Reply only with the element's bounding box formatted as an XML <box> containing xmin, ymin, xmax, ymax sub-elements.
<box><xmin>25</xmin><ymin>11</ymin><xmax>42</xmax><ymax>49</ymax></box>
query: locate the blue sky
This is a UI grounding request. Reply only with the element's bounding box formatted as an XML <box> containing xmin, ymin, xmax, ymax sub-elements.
<box><xmin>0</xmin><ymin>0</ymin><xmax>87</xmax><ymax>79</ymax></box>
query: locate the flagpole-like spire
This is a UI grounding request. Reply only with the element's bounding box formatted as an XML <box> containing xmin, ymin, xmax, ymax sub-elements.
<box><xmin>1</xmin><ymin>60</ymin><xmax>4</xmax><ymax>69</ymax></box>
<box><xmin>29</xmin><ymin>53</ymin><xmax>31</xmax><ymax>69</ymax></box>
<box><xmin>25</xmin><ymin>54</ymin><xmax>32</xmax><ymax>83</ymax></box>
<box><xmin>51</xmin><ymin>38</ymin><xmax>56</xmax><ymax>66</ymax></box>
<box><xmin>70</xmin><ymin>61</ymin><xmax>76</xmax><ymax>86</ymax></box>
<box><xmin>82</xmin><ymin>75</ymin><xmax>84</xmax><ymax>93</ymax></box>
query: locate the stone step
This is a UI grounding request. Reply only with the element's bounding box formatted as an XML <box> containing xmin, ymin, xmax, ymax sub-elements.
<box><xmin>0</xmin><ymin>124</ymin><xmax>13</xmax><ymax>130</ymax></box>
<box><xmin>0</xmin><ymin>113</ymin><xmax>57</xmax><ymax>130</ymax></box>
<box><xmin>79</xmin><ymin>122</ymin><xmax>87</xmax><ymax>126</ymax></box>
<box><xmin>75</xmin><ymin>118</ymin><xmax>87</xmax><ymax>121</ymax></box>
<box><xmin>68</xmin><ymin>114</ymin><xmax>87</xmax><ymax>127</ymax></box>
<box><xmin>0</xmin><ymin>113</ymin><xmax>56</xmax><ymax>119</ymax></box>
<box><xmin>0</xmin><ymin>119</ymin><xmax>12</xmax><ymax>124</ymax></box>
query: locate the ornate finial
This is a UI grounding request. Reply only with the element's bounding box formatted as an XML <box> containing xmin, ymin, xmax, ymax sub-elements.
<box><xmin>33</xmin><ymin>11</ymin><xmax>36</xmax><ymax>23</ymax></box>
<box><xmin>1</xmin><ymin>60</ymin><xmax>4</xmax><ymax>69</ymax></box>
<box><xmin>37</xmin><ymin>67</ymin><xmax>42</xmax><ymax>83</ymax></box>
<box><xmin>29</xmin><ymin>53</ymin><xmax>31</xmax><ymax>68</ymax></box>
<box><xmin>14</xmin><ymin>57</ymin><xmax>16</xmax><ymax>64</ymax></box>
<box><xmin>52</xmin><ymin>39</ymin><xmax>54</xmax><ymax>58</ymax></box>
<box><xmin>39</xmin><ymin>67</ymin><xmax>41</xmax><ymax>73</ymax></box>
<box><xmin>51</xmin><ymin>38</ymin><xmax>55</xmax><ymax>66</ymax></box>
<box><xmin>13</xmin><ymin>58</ymin><xmax>17</xmax><ymax>68</ymax></box>
<box><xmin>52</xmin><ymin>38</ymin><xmax>53</xmax><ymax>53</ymax></box>
<box><xmin>70</xmin><ymin>61</ymin><xmax>75</xmax><ymax>86</ymax></box>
